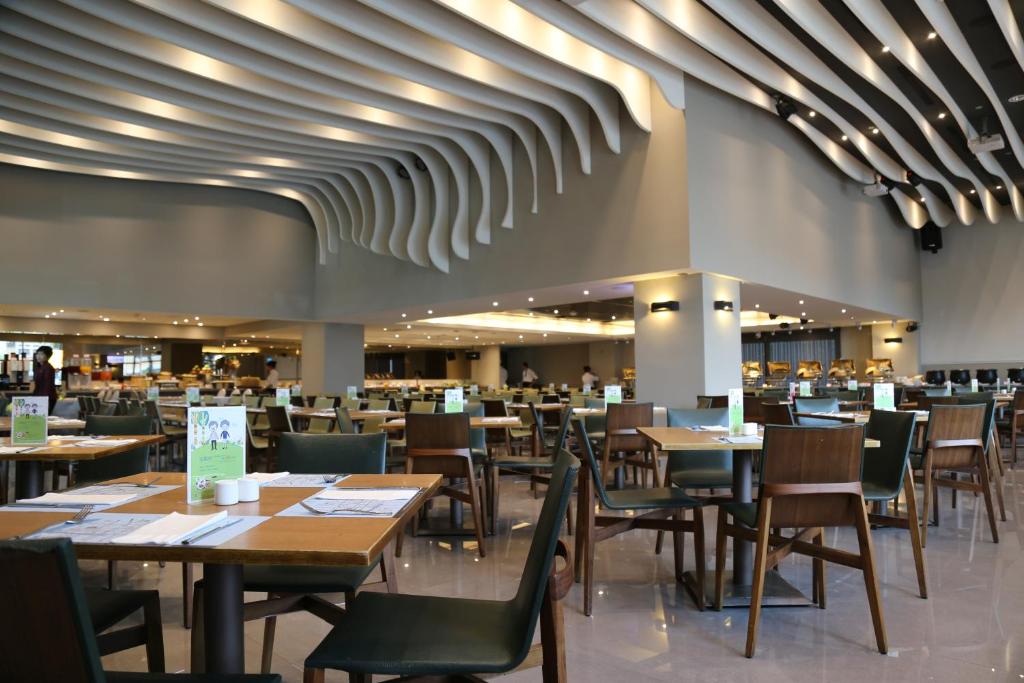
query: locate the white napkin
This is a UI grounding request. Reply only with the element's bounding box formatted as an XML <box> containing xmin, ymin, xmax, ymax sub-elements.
<box><xmin>316</xmin><ymin>488</ymin><xmax>419</xmax><ymax>502</ymax></box>
<box><xmin>244</xmin><ymin>472</ymin><xmax>290</xmax><ymax>484</ymax></box>
<box><xmin>17</xmin><ymin>492</ymin><xmax>136</xmax><ymax>506</ymax></box>
<box><xmin>74</xmin><ymin>439</ymin><xmax>138</xmax><ymax>448</ymax></box>
<box><xmin>699</xmin><ymin>425</ymin><xmax>729</xmax><ymax>431</ymax></box>
<box><xmin>112</xmin><ymin>511</ymin><xmax>228</xmax><ymax>545</ymax></box>
<box><xmin>481</xmin><ymin>416</ymin><xmax>517</xmax><ymax>423</ymax></box>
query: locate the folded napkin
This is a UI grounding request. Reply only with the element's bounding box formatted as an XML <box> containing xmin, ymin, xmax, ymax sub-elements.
<box><xmin>17</xmin><ymin>492</ymin><xmax>136</xmax><ymax>506</ymax></box>
<box><xmin>112</xmin><ymin>511</ymin><xmax>228</xmax><ymax>545</ymax></box>
<box><xmin>699</xmin><ymin>425</ymin><xmax>729</xmax><ymax>431</ymax></box>
<box><xmin>74</xmin><ymin>439</ymin><xmax>138</xmax><ymax>448</ymax></box>
<box><xmin>481</xmin><ymin>416</ymin><xmax>517</xmax><ymax>423</ymax></box>
<box><xmin>316</xmin><ymin>488</ymin><xmax>419</xmax><ymax>502</ymax></box>
<box><xmin>244</xmin><ymin>472</ymin><xmax>290</xmax><ymax>484</ymax></box>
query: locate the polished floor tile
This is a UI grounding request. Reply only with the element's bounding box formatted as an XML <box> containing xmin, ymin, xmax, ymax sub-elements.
<box><xmin>96</xmin><ymin>471</ymin><xmax>1024</xmax><ymax>682</ymax></box>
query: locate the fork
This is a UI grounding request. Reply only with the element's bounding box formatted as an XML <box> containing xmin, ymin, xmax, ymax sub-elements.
<box><xmin>64</xmin><ymin>505</ymin><xmax>95</xmax><ymax>525</ymax></box>
<box><xmin>299</xmin><ymin>500</ymin><xmax>390</xmax><ymax>516</ymax></box>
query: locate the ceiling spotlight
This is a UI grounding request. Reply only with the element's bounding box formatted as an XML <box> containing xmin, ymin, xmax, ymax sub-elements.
<box><xmin>383</xmin><ymin>327</ymin><xmax>388</xmax><ymax>331</ymax></box>
<box><xmin>871</xmin><ymin>127</ymin><xmax>880</xmax><ymax>134</ymax></box>
<box><xmin>996</xmin><ymin>185</ymin><xmax>1004</xmax><ymax>190</ymax></box>
<box><xmin>44</xmin><ymin>314</ymin><xmax>49</xmax><ymax>319</ymax></box>
<box><xmin>553</xmin><ymin>309</ymin><xmax>559</xmax><ymax>314</ymax></box>
<box><xmin>841</xmin><ymin>308</ymin><xmax>847</xmax><ymax>313</ymax></box>
<box><xmin>103</xmin><ymin>317</ymin><xmax>110</xmax><ymax>322</ymax></box>
<box><xmin>768</xmin><ymin>313</ymin><xmax>779</xmax><ymax>320</ymax></box>
<box><xmin>426</xmin><ymin>335</ymin><xmax>431</xmax><ymax>339</ymax></box>
<box><xmin>401</xmin><ymin>313</ymin><xmax>407</xmax><ymax>318</ymax></box>
<box><xmin>881</xmin><ymin>45</ymin><xmax>891</xmax><ymax>53</ymax></box>
<box><xmin>197</xmin><ymin>322</ymin><xmax>203</xmax><ymax>327</ymax></box>
<box><xmin>773</xmin><ymin>94</ymin><xmax>798</xmax><ymax>120</ymax></box>
<box><xmin>518</xmin><ymin>335</ymin><xmax>524</xmax><ymax>339</ymax></box>
<box><xmin>543</xmin><ymin>333</ymin><xmax>548</xmax><ymax>337</ymax></box>
<box><xmin>527</xmin><ymin>297</ymin><xmax>534</xmax><ymax>302</ymax></box>
<box><xmin>937</xmin><ymin>112</ymin><xmax>946</xmax><ymax>119</ymax></box>
<box><xmin>754</xmin><ymin>304</ymin><xmax>760</xmax><ymax>309</ymax></box>
<box><xmin>801</xmin><ymin>312</ymin><xmax>806</xmax><ymax>316</ymax></box>
<box><xmin>970</xmin><ymin>189</ymin><xmax>977</xmax><ymax>194</ymax></box>
<box><xmin>808</xmin><ymin>110</ymin><xmax>816</xmax><ymax>118</ymax></box>
<box><xmin>454</xmin><ymin>336</ymin><xmax>459</xmax><ymax>341</ymax></box>
<box><xmin>394</xmin><ymin>334</ymin><xmax>399</xmax><ymax>338</ymax></box>
<box><xmin>173</xmin><ymin>321</ymin><xmax>178</xmax><ymax>325</ymax></box>
<box><xmin>59</xmin><ymin>309</ymin><xmax>64</xmax><ymax>313</ymax></box>
<box><xmin>427</xmin><ymin>309</ymin><xmax>433</xmax><ymax>315</ymax></box>
<box><xmin>194</xmin><ymin>316</ymin><xmax>199</xmax><ymax>321</ymax></box>
<box><xmin>406</xmin><ymin>324</ymin><xmax>412</xmax><ymax>329</ymax></box>
<box><xmin>583</xmin><ymin>289</ymin><xmax>589</xmax><ymax>295</ymax></box>
<box><xmin>611</xmin><ymin>315</ymin><xmax>617</xmax><ymax>320</ymax></box>
<box><xmin>492</xmin><ymin>301</ymin><xmax>499</xmax><ymax>307</ymax></box>
<box><xmin>927</xmin><ymin>31</ymin><xmax>937</xmax><ymax>40</ymax></box>
<box><xmin>798</xmin><ymin>300</ymin><xmax>805</xmax><ymax>305</ymax></box>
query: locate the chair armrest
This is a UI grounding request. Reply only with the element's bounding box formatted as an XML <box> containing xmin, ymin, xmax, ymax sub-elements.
<box><xmin>929</xmin><ymin>438</ymin><xmax>984</xmax><ymax>450</ymax></box>
<box><xmin>761</xmin><ymin>482</ymin><xmax>863</xmax><ymax>497</ymax></box>
<box><xmin>547</xmin><ymin>539</ymin><xmax>574</xmax><ymax>602</ymax></box>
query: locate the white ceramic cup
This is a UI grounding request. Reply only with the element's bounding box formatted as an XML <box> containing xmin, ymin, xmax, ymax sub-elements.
<box><xmin>214</xmin><ymin>479</ymin><xmax>239</xmax><ymax>506</ymax></box>
<box><xmin>741</xmin><ymin>422</ymin><xmax>758</xmax><ymax>436</ymax></box>
<box><xmin>237</xmin><ymin>478</ymin><xmax>260</xmax><ymax>503</ymax></box>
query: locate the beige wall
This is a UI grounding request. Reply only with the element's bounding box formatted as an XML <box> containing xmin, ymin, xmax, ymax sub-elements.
<box><xmin>838</xmin><ymin>326</ymin><xmax>873</xmax><ymax>380</ymax></box>
<box><xmin>871</xmin><ymin>323</ymin><xmax>921</xmax><ymax>379</ymax></box>
<box><xmin>445</xmin><ymin>353</ymin><xmax>471</xmax><ymax>381</ymax></box>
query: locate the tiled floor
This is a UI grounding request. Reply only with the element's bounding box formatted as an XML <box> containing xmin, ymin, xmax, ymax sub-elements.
<box><xmin>97</xmin><ymin>471</ymin><xmax>1024</xmax><ymax>682</ymax></box>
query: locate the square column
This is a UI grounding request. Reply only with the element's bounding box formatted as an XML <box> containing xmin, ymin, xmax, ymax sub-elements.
<box><xmin>633</xmin><ymin>273</ymin><xmax>742</xmax><ymax>407</ymax></box>
<box><xmin>301</xmin><ymin>323</ymin><xmax>364</xmax><ymax>395</ymax></box>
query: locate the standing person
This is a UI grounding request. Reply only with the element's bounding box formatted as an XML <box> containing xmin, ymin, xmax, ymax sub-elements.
<box><xmin>262</xmin><ymin>359</ymin><xmax>280</xmax><ymax>390</ymax></box>
<box><xmin>521</xmin><ymin>362</ymin><xmax>539</xmax><ymax>388</ymax></box>
<box><xmin>582</xmin><ymin>365</ymin><xmax>600</xmax><ymax>389</ymax></box>
<box><xmin>499</xmin><ymin>365</ymin><xmax>508</xmax><ymax>388</ymax></box>
<box><xmin>30</xmin><ymin>345</ymin><xmax>58</xmax><ymax>414</ymax></box>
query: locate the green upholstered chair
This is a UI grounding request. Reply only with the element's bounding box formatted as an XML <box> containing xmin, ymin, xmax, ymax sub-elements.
<box><xmin>303</xmin><ymin>451</ymin><xmax>579</xmax><ymax>682</ymax></box>
<box><xmin>409</xmin><ymin>400</ymin><xmax>437</xmax><ymax>413</ymax></box>
<box><xmin>582</xmin><ymin>397</ymin><xmax>606</xmax><ymax>442</ymax></box>
<box><xmin>333</xmin><ymin>406</ymin><xmax>356</xmax><ymax>434</ymax></box>
<box><xmin>665</xmin><ymin>408</ymin><xmax>733</xmax><ymax>490</ymax></box>
<box><xmin>861</xmin><ymin>410</ymin><xmax>927</xmax><ymax>598</ymax></box>
<box><xmin>922</xmin><ymin>387</ymin><xmax>950</xmax><ymax>397</ymax></box>
<box><xmin>0</xmin><ymin>538</ymin><xmax>279</xmax><ymax>683</ymax></box>
<box><xmin>793</xmin><ymin>397</ymin><xmax>842</xmax><ymax>426</ymax></box>
<box><xmin>571</xmin><ymin>418</ymin><xmax>705</xmax><ymax>616</ymax></box>
<box><xmin>75</xmin><ymin>415</ymin><xmax>152</xmax><ymax>485</ymax></box>
<box><xmin>192</xmin><ymin>432</ymin><xmax>389</xmax><ymax>675</ymax></box>
<box><xmin>305</xmin><ymin>396</ymin><xmax>336</xmax><ymax>434</ymax></box>
<box><xmin>341</xmin><ymin>397</ymin><xmax>363</xmax><ymax>411</ymax></box>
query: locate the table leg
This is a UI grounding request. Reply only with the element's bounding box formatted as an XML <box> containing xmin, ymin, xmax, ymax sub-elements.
<box><xmin>450</xmin><ymin>477</ymin><xmax>464</xmax><ymax>528</ymax></box>
<box><xmin>14</xmin><ymin>461</ymin><xmax>44</xmax><ymax>499</ymax></box>
<box><xmin>203</xmin><ymin>563</ymin><xmax>244</xmax><ymax>674</ymax></box>
<box><xmin>732</xmin><ymin>451</ymin><xmax>753</xmax><ymax>585</ymax></box>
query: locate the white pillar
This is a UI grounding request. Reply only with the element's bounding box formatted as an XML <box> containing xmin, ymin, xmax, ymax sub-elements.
<box><xmin>633</xmin><ymin>273</ymin><xmax>742</xmax><ymax>407</ymax></box>
<box><xmin>301</xmin><ymin>322</ymin><xmax>364</xmax><ymax>395</ymax></box>
<box><xmin>470</xmin><ymin>346</ymin><xmax>501</xmax><ymax>388</ymax></box>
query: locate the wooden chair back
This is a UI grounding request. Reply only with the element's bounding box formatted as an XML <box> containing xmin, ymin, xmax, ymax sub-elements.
<box><xmin>265</xmin><ymin>405</ymin><xmax>293</xmax><ymax>433</ymax></box>
<box><xmin>697</xmin><ymin>395</ymin><xmax>728</xmax><ymax>409</ymax></box>
<box><xmin>405</xmin><ymin>412</ymin><xmax>472</xmax><ymax>477</ymax></box>
<box><xmin>926</xmin><ymin>404</ymin><xmax>985</xmax><ymax>469</ymax></box>
<box><xmin>916</xmin><ymin>395</ymin><xmax>959</xmax><ymax>412</ymax></box>
<box><xmin>762</xmin><ymin>402</ymin><xmax>795</xmax><ymax>426</ymax></box>
<box><xmin>604</xmin><ymin>402</ymin><xmax>653</xmax><ymax>452</ymax></box>
<box><xmin>759</xmin><ymin>424</ymin><xmax>865</xmax><ymax>528</ymax></box>
<box><xmin>482</xmin><ymin>399</ymin><xmax>507</xmax><ymax>417</ymax></box>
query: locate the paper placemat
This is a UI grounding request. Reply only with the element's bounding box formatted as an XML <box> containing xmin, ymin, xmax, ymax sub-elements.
<box><xmin>260</xmin><ymin>473</ymin><xmax>351</xmax><ymax>487</ymax></box>
<box><xmin>24</xmin><ymin>512</ymin><xmax>266</xmax><ymax>546</ymax></box>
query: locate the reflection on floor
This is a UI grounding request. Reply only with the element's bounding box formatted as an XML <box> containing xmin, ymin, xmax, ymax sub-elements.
<box><xmin>97</xmin><ymin>472</ymin><xmax>1024</xmax><ymax>682</ymax></box>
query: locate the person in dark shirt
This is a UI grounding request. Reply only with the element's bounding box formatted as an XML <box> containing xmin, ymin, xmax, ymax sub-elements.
<box><xmin>31</xmin><ymin>345</ymin><xmax>58</xmax><ymax>414</ymax></box>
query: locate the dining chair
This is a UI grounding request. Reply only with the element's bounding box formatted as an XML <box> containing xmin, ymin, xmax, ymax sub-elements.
<box><xmin>303</xmin><ymin>451</ymin><xmax>579</xmax><ymax>683</ymax></box>
<box><xmin>145</xmin><ymin>400</ymin><xmax>184</xmax><ymax>470</ymax></box>
<box><xmin>410</xmin><ymin>400</ymin><xmax>438</xmax><ymax>414</ymax></box>
<box><xmin>996</xmin><ymin>391</ymin><xmax>1024</xmax><ymax>465</ymax></box>
<box><xmin>246</xmin><ymin>417</ymin><xmax>270</xmax><ymax>469</ymax></box>
<box><xmin>305</xmin><ymin>396</ymin><xmax>336</xmax><ymax>434</ymax></box>
<box><xmin>602</xmin><ymin>402</ymin><xmax>658</xmax><ymax>488</ymax></box>
<box><xmin>264</xmin><ymin>405</ymin><xmax>293</xmax><ymax>467</ymax></box>
<box><xmin>341</xmin><ymin>397</ymin><xmax>363</xmax><ymax>411</ymax></box>
<box><xmin>582</xmin><ymin>397</ymin><xmax>606</xmax><ymax>443</ymax></box>
<box><xmin>713</xmin><ymin>424</ymin><xmax>886</xmax><ymax>657</ymax></box>
<box><xmin>957</xmin><ymin>396</ymin><xmax>1006</xmax><ymax>521</ymax></box>
<box><xmin>191</xmin><ymin>433</ymin><xmax>390</xmax><ymax>675</ymax></box>
<box><xmin>793</xmin><ymin>396</ymin><xmax>840</xmax><ymax>422</ymax></box>
<box><xmin>482</xmin><ymin>398</ymin><xmax>513</xmax><ymax>455</ymax></box>
<box><xmin>571</xmin><ymin>419</ymin><xmax>705</xmax><ymax>616</ymax></box>
<box><xmin>663</xmin><ymin>408</ymin><xmax>733</xmax><ymax>491</ymax></box>
<box><xmin>396</xmin><ymin>412</ymin><xmax>487</xmax><ymax>558</ymax></box>
<box><xmin>366</xmin><ymin>399</ymin><xmax>391</xmax><ymax>411</ymax></box>
<box><xmin>333</xmin><ymin>405</ymin><xmax>356</xmax><ymax>434</ymax></box>
<box><xmin>914</xmin><ymin>404</ymin><xmax>997</xmax><ymax>545</ymax></box>
<box><xmin>697</xmin><ymin>395</ymin><xmax>729</xmax><ymax>409</ymax></box>
<box><xmin>861</xmin><ymin>410</ymin><xmax>927</xmax><ymax>598</ymax></box>
<box><xmin>761</xmin><ymin>403</ymin><xmax>795</xmax><ymax>426</ymax></box>
<box><xmin>0</xmin><ymin>538</ymin><xmax>280</xmax><ymax>683</ymax></box>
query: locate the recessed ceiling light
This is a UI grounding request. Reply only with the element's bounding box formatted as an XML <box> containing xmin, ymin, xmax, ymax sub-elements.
<box><xmin>426</xmin><ymin>335</ymin><xmax>431</xmax><ymax>340</ymax></box>
<box><xmin>801</xmin><ymin>312</ymin><xmax>806</xmax><ymax>316</ymax></box>
<box><xmin>611</xmin><ymin>315</ymin><xmax>616</xmax><ymax>320</ymax></box>
<box><xmin>553</xmin><ymin>309</ymin><xmax>559</xmax><ymax>314</ymax></box>
<box><xmin>841</xmin><ymin>308</ymin><xmax>847</xmax><ymax>313</ymax></box>
<box><xmin>543</xmin><ymin>333</ymin><xmax>548</xmax><ymax>337</ymax></box>
<box><xmin>881</xmin><ymin>45</ymin><xmax>890</xmax><ymax>53</ymax></box>
<box><xmin>59</xmin><ymin>309</ymin><xmax>64</xmax><ymax>313</ymax></box>
<box><xmin>840</xmin><ymin>135</ymin><xmax>848</xmax><ymax>142</ymax></box>
<box><xmin>927</xmin><ymin>31</ymin><xmax>937</xmax><ymax>40</ymax></box>
<box><xmin>871</xmin><ymin>127</ymin><xmax>879</xmax><ymax>134</ymax></box>
<box><xmin>528</xmin><ymin>312</ymin><xmax>534</xmax><ymax>316</ymax></box>
<box><xmin>583</xmin><ymin>289</ymin><xmax>590</xmax><ymax>295</ymax></box>
<box><xmin>920</xmin><ymin>196</ymin><xmax>926</xmax><ymax>202</ymax></box>
<box><xmin>518</xmin><ymin>334</ymin><xmax>524</xmax><ymax>339</ymax></box>
<box><xmin>194</xmin><ymin>316</ymin><xmax>199</xmax><ymax>321</ymax></box>
<box><xmin>492</xmin><ymin>301</ymin><xmax>499</xmax><ymax>307</ymax></box>
<box><xmin>103</xmin><ymin>317</ymin><xmax>110</xmax><ymax>322</ymax></box>
<box><xmin>394</xmin><ymin>334</ymin><xmax>399</xmax><ymax>338</ymax></box>
<box><xmin>527</xmin><ymin>297</ymin><xmax>534</xmax><ymax>302</ymax></box>
<box><xmin>44</xmin><ymin>314</ymin><xmax>49</xmax><ymax>319</ymax></box>
<box><xmin>401</xmin><ymin>313</ymin><xmax>407</xmax><ymax>318</ymax></box>
<box><xmin>996</xmin><ymin>185</ymin><xmax>1003</xmax><ymax>190</ymax></box>
<box><xmin>798</xmin><ymin>300</ymin><xmax>805</xmax><ymax>305</ymax></box>
<box><xmin>173</xmin><ymin>320</ymin><xmax>178</xmax><ymax>324</ymax></box>
<box><xmin>474</xmin><ymin>335</ymin><xmax>479</xmax><ymax>339</ymax></box>
<box><xmin>427</xmin><ymin>309</ymin><xmax>433</xmax><ymax>315</ymax></box>
<box><xmin>586</xmin><ymin>317</ymin><xmax>592</xmax><ymax>322</ymax></box>
<box><xmin>754</xmin><ymin>304</ymin><xmax>760</xmax><ymax>309</ymax></box>
<box><xmin>808</xmin><ymin>110</ymin><xmax>816</xmax><ymax>117</ymax></box>
<box><xmin>937</xmin><ymin>112</ymin><xmax>946</xmax><ymax>119</ymax></box>
<box><xmin>454</xmin><ymin>336</ymin><xmax>460</xmax><ymax>341</ymax></box>
<box><xmin>406</xmin><ymin>324</ymin><xmax>412</xmax><ymax>329</ymax></box>
<box><xmin>970</xmin><ymin>189</ymin><xmax>977</xmax><ymax>194</ymax></box>
<box><xmin>197</xmin><ymin>322</ymin><xmax>203</xmax><ymax>327</ymax></box>
<box><xmin>383</xmin><ymin>327</ymin><xmax>388</xmax><ymax>331</ymax></box>
<box><xmin>1009</xmin><ymin>94</ymin><xmax>1024</xmax><ymax>103</ymax></box>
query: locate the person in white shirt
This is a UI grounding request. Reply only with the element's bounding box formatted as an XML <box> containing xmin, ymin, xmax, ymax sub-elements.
<box><xmin>499</xmin><ymin>365</ymin><xmax>508</xmax><ymax>387</ymax></box>
<box><xmin>521</xmin><ymin>362</ymin><xmax>539</xmax><ymax>387</ymax></box>
<box><xmin>262</xmin><ymin>360</ymin><xmax>280</xmax><ymax>389</ymax></box>
<box><xmin>582</xmin><ymin>365</ymin><xmax>600</xmax><ymax>389</ymax></box>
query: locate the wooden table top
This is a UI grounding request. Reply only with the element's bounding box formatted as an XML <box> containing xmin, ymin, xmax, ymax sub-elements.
<box><xmin>0</xmin><ymin>434</ymin><xmax>165</xmax><ymax>462</ymax></box>
<box><xmin>0</xmin><ymin>416</ymin><xmax>86</xmax><ymax>433</ymax></box>
<box><xmin>0</xmin><ymin>471</ymin><xmax>441</xmax><ymax>566</ymax></box>
<box><xmin>506</xmin><ymin>402</ymin><xmax>565</xmax><ymax>411</ymax></box>
<box><xmin>381</xmin><ymin>416</ymin><xmax>523</xmax><ymax>430</ymax></box>
<box><xmin>794</xmin><ymin>410</ymin><xmax>928</xmax><ymax>424</ymax></box>
<box><xmin>639</xmin><ymin>427</ymin><xmax>880</xmax><ymax>451</ymax></box>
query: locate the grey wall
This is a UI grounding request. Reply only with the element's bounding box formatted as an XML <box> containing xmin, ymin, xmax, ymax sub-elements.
<box><xmin>0</xmin><ymin>165</ymin><xmax>316</xmax><ymax>320</ymax></box>
<box><xmin>313</xmin><ymin>93</ymin><xmax>689</xmax><ymax>319</ymax></box>
<box><xmin>684</xmin><ymin>80</ymin><xmax>922</xmax><ymax>321</ymax></box>
<box><xmin>919</xmin><ymin>213</ymin><xmax>1024</xmax><ymax>366</ymax></box>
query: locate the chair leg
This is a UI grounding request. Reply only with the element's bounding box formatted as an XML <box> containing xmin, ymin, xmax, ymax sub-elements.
<box><xmin>691</xmin><ymin>507</ymin><xmax>705</xmax><ymax>611</ymax></box>
<box><xmin>489</xmin><ymin>464</ymin><xmax>499</xmax><ymax>535</ymax></box>
<box><xmin>920</xmin><ymin>459</ymin><xmax>932</xmax><ymax>548</ymax></box>
<box><xmin>182</xmin><ymin>563</ymin><xmax>193</xmax><ymax>629</ymax></box>
<box><xmin>713</xmin><ymin>507</ymin><xmax>728</xmax><ymax>611</ymax></box>
<box><xmin>303</xmin><ymin>668</ymin><xmax>325</xmax><ymax>683</ymax></box>
<box><xmin>582</xmin><ymin>484</ymin><xmax>596</xmax><ymax>616</ymax></box>
<box><xmin>260</xmin><ymin>613</ymin><xmax>277</xmax><ymax>674</ymax></box>
<box><xmin>853</xmin><ymin>497</ymin><xmax>888</xmax><ymax>654</ymax></box>
<box><xmin>902</xmin><ymin>466</ymin><xmax>928</xmax><ymax>599</ymax></box>
<box><xmin>381</xmin><ymin>542</ymin><xmax>398</xmax><ymax>593</ymax></box>
<box><xmin>976</xmin><ymin>447</ymin><xmax>1000</xmax><ymax>543</ymax></box>
<box><xmin>143</xmin><ymin>591</ymin><xmax>166</xmax><ymax>673</ymax></box>
<box><xmin>190</xmin><ymin>583</ymin><xmax>205</xmax><ymax>673</ymax></box>
<box><xmin>654</xmin><ymin>528</ymin><xmax>665</xmax><ymax>556</ymax></box>
<box><xmin>812</xmin><ymin>528</ymin><xmax>826</xmax><ymax>609</ymax></box>
<box><xmin>672</xmin><ymin>510</ymin><xmax>685</xmax><ymax>585</ymax></box>
<box><xmin>107</xmin><ymin>560</ymin><xmax>117</xmax><ymax>589</ymax></box>
<box><xmin>987</xmin><ymin>445</ymin><xmax>1007</xmax><ymax>522</ymax></box>
<box><xmin>744</xmin><ymin>499</ymin><xmax>773</xmax><ymax>658</ymax></box>
<box><xmin>466</xmin><ymin>466</ymin><xmax>487</xmax><ymax>558</ymax></box>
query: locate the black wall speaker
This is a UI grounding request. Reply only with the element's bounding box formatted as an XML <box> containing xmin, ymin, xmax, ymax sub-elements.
<box><xmin>919</xmin><ymin>222</ymin><xmax>942</xmax><ymax>253</ymax></box>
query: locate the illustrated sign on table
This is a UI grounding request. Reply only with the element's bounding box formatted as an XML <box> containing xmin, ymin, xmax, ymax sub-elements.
<box><xmin>444</xmin><ymin>387</ymin><xmax>464</xmax><ymax>414</ymax></box>
<box><xmin>971</xmin><ymin>378</ymin><xmax>979</xmax><ymax>392</ymax></box>
<box><xmin>346</xmin><ymin>386</ymin><xmax>358</xmax><ymax>400</ymax></box>
<box><xmin>728</xmin><ymin>388</ymin><xmax>744</xmax><ymax>436</ymax></box>
<box><xmin>874</xmin><ymin>383</ymin><xmax>895</xmax><ymax>411</ymax></box>
<box><xmin>582</xmin><ymin>384</ymin><xmax>591</xmax><ymax>395</ymax></box>
<box><xmin>847</xmin><ymin>379</ymin><xmax>858</xmax><ymax>392</ymax></box>
<box><xmin>944</xmin><ymin>381</ymin><xmax>953</xmax><ymax>396</ymax></box>
<box><xmin>799</xmin><ymin>381</ymin><xmax>812</xmax><ymax>397</ymax></box>
<box><xmin>11</xmin><ymin>396</ymin><xmax>47</xmax><ymax>446</ymax></box>
<box><xmin>604</xmin><ymin>385</ymin><xmax>622</xmax><ymax>404</ymax></box>
<box><xmin>186</xmin><ymin>387</ymin><xmax>200</xmax><ymax>404</ymax></box>
<box><xmin>147</xmin><ymin>386</ymin><xmax>160</xmax><ymax>402</ymax></box>
<box><xmin>290</xmin><ymin>383</ymin><xmax>302</xmax><ymax>397</ymax></box>
<box><xmin>469</xmin><ymin>384</ymin><xmax>479</xmax><ymax>396</ymax></box>
<box><xmin>187</xmin><ymin>406</ymin><xmax>246</xmax><ymax>504</ymax></box>
<box><xmin>276</xmin><ymin>388</ymin><xmax>290</xmax><ymax>406</ymax></box>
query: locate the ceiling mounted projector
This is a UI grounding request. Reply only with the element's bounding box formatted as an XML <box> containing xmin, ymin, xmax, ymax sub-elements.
<box><xmin>967</xmin><ymin>133</ymin><xmax>1004</xmax><ymax>154</ymax></box>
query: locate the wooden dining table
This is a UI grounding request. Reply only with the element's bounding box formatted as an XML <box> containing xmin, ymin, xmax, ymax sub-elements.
<box><xmin>380</xmin><ymin>416</ymin><xmax>523</xmax><ymax>430</ymax></box>
<box><xmin>0</xmin><ymin>434</ymin><xmax>165</xmax><ymax>499</ymax></box>
<box><xmin>0</xmin><ymin>470</ymin><xmax>441</xmax><ymax>674</ymax></box>
<box><xmin>0</xmin><ymin>416</ymin><xmax>86</xmax><ymax>433</ymax></box>
<box><xmin>639</xmin><ymin>426</ymin><xmax>880</xmax><ymax>609</ymax></box>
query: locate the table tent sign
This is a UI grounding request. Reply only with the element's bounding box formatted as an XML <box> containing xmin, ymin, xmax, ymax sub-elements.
<box><xmin>469</xmin><ymin>385</ymin><xmax>479</xmax><ymax>396</ymax></box>
<box><xmin>944</xmin><ymin>381</ymin><xmax>953</xmax><ymax>396</ymax></box>
<box><xmin>346</xmin><ymin>386</ymin><xmax>358</xmax><ymax>400</ymax></box>
<box><xmin>728</xmin><ymin>388</ymin><xmax>744</xmax><ymax>436</ymax></box>
<box><xmin>799</xmin><ymin>381</ymin><xmax>812</xmax><ymax>397</ymax></box>
<box><xmin>187</xmin><ymin>406</ymin><xmax>246</xmax><ymax>504</ymax></box>
<box><xmin>444</xmin><ymin>387</ymin><xmax>464</xmax><ymax>414</ymax></box>
<box><xmin>561</xmin><ymin>384</ymin><xmax>568</xmax><ymax>391</ymax></box>
<box><xmin>604</xmin><ymin>385</ymin><xmax>622</xmax><ymax>405</ymax></box>
<box><xmin>186</xmin><ymin>387</ymin><xmax>200</xmax><ymax>404</ymax></box>
<box><xmin>276</xmin><ymin>388</ymin><xmax>290</xmax><ymax>406</ymax></box>
<box><xmin>11</xmin><ymin>396</ymin><xmax>47</xmax><ymax>446</ymax></box>
<box><xmin>582</xmin><ymin>384</ymin><xmax>592</xmax><ymax>395</ymax></box>
<box><xmin>874</xmin><ymin>383</ymin><xmax>895</xmax><ymax>411</ymax></box>
<box><xmin>290</xmin><ymin>384</ymin><xmax>302</xmax><ymax>397</ymax></box>
<box><xmin>971</xmin><ymin>378</ymin><xmax>979</xmax><ymax>392</ymax></box>
<box><xmin>147</xmin><ymin>386</ymin><xmax>160</xmax><ymax>402</ymax></box>
<box><xmin>847</xmin><ymin>380</ymin><xmax>858</xmax><ymax>392</ymax></box>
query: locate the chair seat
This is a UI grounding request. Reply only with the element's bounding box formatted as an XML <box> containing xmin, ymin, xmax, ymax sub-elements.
<box><xmin>720</xmin><ymin>501</ymin><xmax>759</xmax><ymax>527</ymax></box>
<box><xmin>861</xmin><ymin>480</ymin><xmax>902</xmax><ymax>502</ymax></box>
<box><xmin>163</xmin><ymin>426</ymin><xmax>186</xmax><ymax>438</ymax></box>
<box><xmin>240</xmin><ymin>562</ymin><xmax>379</xmax><ymax>594</ymax></box>
<box><xmin>492</xmin><ymin>456</ymin><xmax>554</xmax><ymax>470</ymax></box>
<box><xmin>305</xmin><ymin>591</ymin><xmax>521</xmax><ymax>675</ymax></box>
<box><xmin>251</xmin><ymin>436</ymin><xmax>269</xmax><ymax>450</ymax></box>
<box><xmin>669</xmin><ymin>469</ymin><xmax>733</xmax><ymax>489</ymax></box>
<box><xmin>86</xmin><ymin>588</ymin><xmax>155</xmax><ymax>633</ymax></box>
<box><xmin>106</xmin><ymin>672</ymin><xmax>281</xmax><ymax>682</ymax></box>
<box><xmin>603</xmin><ymin>487</ymin><xmax>702</xmax><ymax>511</ymax></box>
